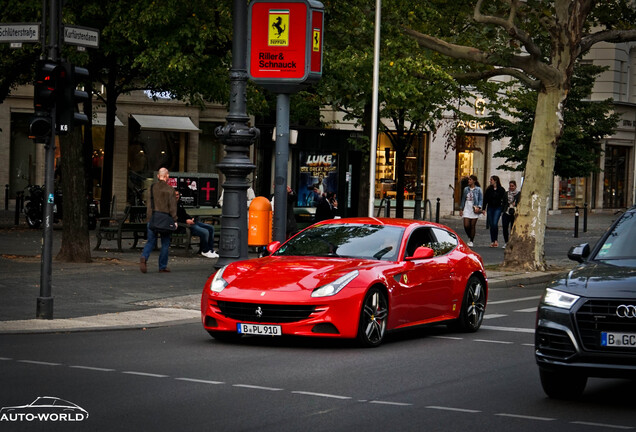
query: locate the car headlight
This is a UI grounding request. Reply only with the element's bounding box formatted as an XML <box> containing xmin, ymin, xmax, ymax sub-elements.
<box><xmin>542</xmin><ymin>287</ymin><xmax>580</xmax><ymax>309</ymax></box>
<box><xmin>311</xmin><ymin>270</ymin><xmax>359</xmax><ymax>298</ymax></box>
<box><xmin>210</xmin><ymin>265</ymin><xmax>229</xmax><ymax>293</ymax></box>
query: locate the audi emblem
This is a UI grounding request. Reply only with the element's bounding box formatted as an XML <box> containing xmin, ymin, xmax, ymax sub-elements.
<box><xmin>255</xmin><ymin>306</ymin><xmax>263</xmax><ymax>318</ymax></box>
<box><xmin>616</xmin><ymin>304</ymin><xmax>636</xmax><ymax>318</ymax></box>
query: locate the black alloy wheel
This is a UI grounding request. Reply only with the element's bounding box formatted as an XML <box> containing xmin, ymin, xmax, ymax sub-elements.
<box><xmin>451</xmin><ymin>275</ymin><xmax>486</xmax><ymax>332</ymax></box>
<box><xmin>357</xmin><ymin>286</ymin><xmax>388</xmax><ymax>347</ymax></box>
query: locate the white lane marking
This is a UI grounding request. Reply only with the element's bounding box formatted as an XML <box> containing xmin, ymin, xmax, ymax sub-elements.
<box><xmin>369</xmin><ymin>400</ymin><xmax>413</xmax><ymax>406</ymax></box>
<box><xmin>474</xmin><ymin>339</ymin><xmax>514</xmax><ymax>345</ymax></box>
<box><xmin>292</xmin><ymin>391</ymin><xmax>351</xmax><ymax>400</ymax></box>
<box><xmin>433</xmin><ymin>336</ymin><xmax>463</xmax><ymax>340</ymax></box>
<box><xmin>69</xmin><ymin>365</ymin><xmax>115</xmax><ymax>372</ymax></box>
<box><xmin>521</xmin><ymin>343</ymin><xmax>534</xmax><ymax>347</ymax></box>
<box><xmin>17</xmin><ymin>360</ymin><xmax>60</xmax><ymax>366</ymax></box>
<box><xmin>481</xmin><ymin>325</ymin><xmax>535</xmax><ymax>334</ymax></box>
<box><xmin>234</xmin><ymin>384</ymin><xmax>283</xmax><ymax>391</ymax></box>
<box><xmin>515</xmin><ymin>307</ymin><xmax>537</xmax><ymax>313</ymax></box>
<box><xmin>570</xmin><ymin>421</ymin><xmax>634</xmax><ymax>430</ymax></box>
<box><xmin>484</xmin><ymin>314</ymin><xmax>507</xmax><ymax>319</ymax></box>
<box><xmin>488</xmin><ymin>296</ymin><xmax>541</xmax><ymax>305</ymax></box>
<box><xmin>496</xmin><ymin>413</ymin><xmax>555</xmax><ymax>421</ymax></box>
<box><xmin>176</xmin><ymin>377</ymin><xmax>224</xmax><ymax>385</ymax></box>
<box><xmin>426</xmin><ymin>406</ymin><xmax>481</xmax><ymax>413</ymax></box>
<box><xmin>122</xmin><ymin>371</ymin><xmax>169</xmax><ymax>378</ymax></box>
<box><xmin>0</xmin><ymin>357</ymin><xmax>13</xmax><ymax>361</ymax></box>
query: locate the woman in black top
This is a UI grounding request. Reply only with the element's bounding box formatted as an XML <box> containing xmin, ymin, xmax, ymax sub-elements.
<box><xmin>483</xmin><ymin>175</ymin><xmax>507</xmax><ymax>248</ymax></box>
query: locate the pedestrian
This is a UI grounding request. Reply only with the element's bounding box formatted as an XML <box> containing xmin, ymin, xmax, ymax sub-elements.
<box><xmin>140</xmin><ymin>167</ymin><xmax>178</xmax><ymax>273</ymax></box>
<box><xmin>483</xmin><ymin>175</ymin><xmax>507</xmax><ymax>248</ymax></box>
<box><xmin>459</xmin><ymin>174</ymin><xmax>483</xmax><ymax>247</ymax></box>
<box><xmin>175</xmin><ymin>190</ymin><xmax>219</xmax><ymax>258</ymax></box>
<box><xmin>501</xmin><ymin>180</ymin><xmax>521</xmax><ymax>248</ymax></box>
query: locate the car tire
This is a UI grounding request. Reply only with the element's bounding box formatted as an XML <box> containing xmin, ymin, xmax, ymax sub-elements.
<box><xmin>356</xmin><ymin>286</ymin><xmax>388</xmax><ymax>348</ymax></box>
<box><xmin>207</xmin><ymin>330</ymin><xmax>242</xmax><ymax>343</ymax></box>
<box><xmin>539</xmin><ymin>369</ymin><xmax>587</xmax><ymax>399</ymax></box>
<box><xmin>449</xmin><ymin>275</ymin><xmax>486</xmax><ymax>332</ymax></box>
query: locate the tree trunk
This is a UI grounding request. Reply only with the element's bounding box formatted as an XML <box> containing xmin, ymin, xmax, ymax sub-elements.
<box><xmin>56</xmin><ymin>129</ymin><xmax>92</xmax><ymax>263</ymax></box>
<box><xmin>503</xmin><ymin>86</ymin><xmax>566</xmax><ymax>271</ymax></box>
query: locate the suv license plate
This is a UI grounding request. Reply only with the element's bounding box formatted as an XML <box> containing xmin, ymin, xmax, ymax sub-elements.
<box><xmin>601</xmin><ymin>332</ymin><xmax>636</xmax><ymax>347</ymax></box>
<box><xmin>237</xmin><ymin>323</ymin><xmax>282</xmax><ymax>336</ymax></box>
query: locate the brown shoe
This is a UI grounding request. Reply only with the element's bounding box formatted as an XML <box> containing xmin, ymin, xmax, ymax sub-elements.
<box><xmin>159</xmin><ymin>268</ymin><xmax>171</xmax><ymax>273</ymax></box>
<box><xmin>139</xmin><ymin>257</ymin><xmax>147</xmax><ymax>273</ymax></box>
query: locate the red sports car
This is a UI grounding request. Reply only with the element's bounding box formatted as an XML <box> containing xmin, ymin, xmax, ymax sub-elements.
<box><xmin>201</xmin><ymin>217</ymin><xmax>488</xmax><ymax>347</ymax></box>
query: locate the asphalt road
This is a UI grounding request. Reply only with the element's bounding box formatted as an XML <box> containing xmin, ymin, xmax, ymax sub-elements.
<box><xmin>1</xmin><ymin>283</ymin><xmax>634</xmax><ymax>432</ymax></box>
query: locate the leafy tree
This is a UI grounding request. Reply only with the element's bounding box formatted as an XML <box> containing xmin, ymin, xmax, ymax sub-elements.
<box><xmin>491</xmin><ymin>62</ymin><xmax>621</xmax><ymax>178</ymax></box>
<box><xmin>404</xmin><ymin>0</ymin><xmax>636</xmax><ymax>270</ymax></box>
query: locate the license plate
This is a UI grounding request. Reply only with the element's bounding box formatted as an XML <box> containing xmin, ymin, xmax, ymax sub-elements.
<box><xmin>601</xmin><ymin>332</ymin><xmax>636</xmax><ymax>347</ymax></box>
<box><xmin>237</xmin><ymin>323</ymin><xmax>282</xmax><ymax>336</ymax></box>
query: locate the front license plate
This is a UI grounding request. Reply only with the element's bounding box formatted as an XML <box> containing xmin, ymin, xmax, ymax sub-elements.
<box><xmin>601</xmin><ymin>332</ymin><xmax>636</xmax><ymax>347</ymax></box>
<box><xmin>237</xmin><ymin>323</ymin><xmax>282</xmax><ymax>336</ymax></box>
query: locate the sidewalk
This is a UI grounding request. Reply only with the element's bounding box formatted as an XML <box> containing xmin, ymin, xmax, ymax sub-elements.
<box><xmin>0</xmin><ymin>208</ymin><xmax>620</xmax><ymax>334</ymax></box>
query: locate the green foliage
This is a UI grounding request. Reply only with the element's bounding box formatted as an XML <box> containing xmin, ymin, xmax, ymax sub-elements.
<box><xmin>490</xmin><ymin>63</ymin><xmax>620</xmax><ymax>178</ymax></box>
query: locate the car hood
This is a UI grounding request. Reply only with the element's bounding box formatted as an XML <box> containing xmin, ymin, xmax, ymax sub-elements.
<box><xmin>223</xmin><ymin>256</ymin><xmax>394</xmax><ymax>292</ymax></box>
<box><xmin>552</xmin><ymin>261</ymin><xmax>636</xmax><ymax>299</ymax></box>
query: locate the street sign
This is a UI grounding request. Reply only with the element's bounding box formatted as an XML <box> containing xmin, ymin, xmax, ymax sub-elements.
<box><xmin>247</xmin><ymin>0</ymin><xmax>324</xmax><ymax>93</ymax></box>
<box><xmin>63</xmin><ymin>25</ymin><xmax>99</xmax><ymax>48</ymax></box>
<box><xmin>0</xmin><ymin>23</ymin><xmax>39</xmax><ymax>43</ymax></box>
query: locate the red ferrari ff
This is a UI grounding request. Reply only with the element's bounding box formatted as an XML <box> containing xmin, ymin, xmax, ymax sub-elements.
<box><xmin>201</xmin><ymin>217</ymin><xmax>488</xmax><ymax>347</ymax></box>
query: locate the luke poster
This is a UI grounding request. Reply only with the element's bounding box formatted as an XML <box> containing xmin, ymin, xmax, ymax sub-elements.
<box><xmin>298</xmin><ymin>152</ymin><xmax>338</xmax><ymax>207</ymax></box>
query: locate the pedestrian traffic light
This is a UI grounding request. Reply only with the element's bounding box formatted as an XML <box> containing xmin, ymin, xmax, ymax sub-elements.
<box><xmin>33</xmin><ymin>60</ymin><xmax>61</xmax><ymax>112</ymax></box>
<box><xmin>56</xmin><ymin>62</ymin><xmax>90</xmax><ymax>135</ymax></box>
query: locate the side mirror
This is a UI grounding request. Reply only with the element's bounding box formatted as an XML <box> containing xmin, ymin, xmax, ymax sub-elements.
<box><xmin>266</xmin><ymin>241</ymin><xmax>282</xmax><ymax>255</ymax></box>
<box><xmin>567</xmin><ymin>243</ymin><xmax>590</xmax><ymax>263</ymax></box>
<box><xmin>406</xmin><ymin>246</ymin><xmax>435</xmax><ymax>261</ymax></box>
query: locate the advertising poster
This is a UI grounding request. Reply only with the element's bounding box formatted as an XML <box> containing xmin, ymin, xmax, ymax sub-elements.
<box><xmin>298</xmin><ymin>152</ymin><xmax>338</xmax><ymax>207</ymax></box>
<box><xmin>197</xmin><ymin>177</ymin><xmax>218</xmax><ymax>207</ymax></box>
<box><xmin>177</xmin><ymin>177</ymin><xmax>199</xmax><ymax>207</ymax></box>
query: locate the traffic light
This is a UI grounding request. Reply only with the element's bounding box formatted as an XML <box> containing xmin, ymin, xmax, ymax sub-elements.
<box><xmin>56</xmin><ymin>62</ymin><xmax>90</xmax><ymax>135</ymax></box>
<box><xmin>30</xmin><ymin>60</ymin><xmax>62</xmax><ymax>141</ymax></box>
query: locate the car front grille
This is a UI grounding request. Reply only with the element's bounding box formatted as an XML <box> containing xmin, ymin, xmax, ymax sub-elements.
<box><xmin>575</xmin><ymin>299</ymin><xmax>636</xmax><ymax>354</ymax></box>
<box><xmin>216</xmin><ymin>301</ymin><xmax>316</xmax><ymax>323</ymax></box>
<box><xmin>536</xmin><ymin>326</ymin><xmax>576</xmax><ymax>359</ymax></box>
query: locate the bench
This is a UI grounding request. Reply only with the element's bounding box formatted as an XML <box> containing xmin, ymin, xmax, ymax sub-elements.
<box><xmin>94</xmin><ymin>205</ymin><xmax>148</xmax><ymax>252</ymax></box>
<box><xmin>171</xmin><ymin>208</ymin><xmax>222</xmax><ymax>255</ymax></box>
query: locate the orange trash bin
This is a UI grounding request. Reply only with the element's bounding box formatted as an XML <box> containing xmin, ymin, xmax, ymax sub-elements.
<box><xmin>248</xmin><ymin>196</ymin><xmax>272</xmax><ymax>246</ymax></box>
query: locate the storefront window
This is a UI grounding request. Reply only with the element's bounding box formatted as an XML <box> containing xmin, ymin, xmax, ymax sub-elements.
<box><xmin>603</xmin><ymin>145</ymin><xmax>628</xmax><ymax>208</ymax></box>
<box><xmin>374</xmin><ymin>133</ymin><xmax>427</xmax><ymax>199</ymax></box>
<box><xmin>454</xmin><ymin>134</ymin><xmax>487</xmax><ymax>208</ymax></box>
<box><xmin>198</xmin><ymin>122</ymin><xmax>224</xmax><ymax>173</ymax></box>
<box><xmin>559</xmin><ymin>177</ymin><xmax>586</xmax><ymax>208</ymax></box>
<box><xmin>9</xmin><ymin>113</ymin><xmax>37</xmax><ymax>196</ymax></box>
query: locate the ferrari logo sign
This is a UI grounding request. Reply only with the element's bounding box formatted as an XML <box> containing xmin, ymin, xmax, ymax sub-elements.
<box><xmin>312</xmin><ymin>28</ymin><xmax>320</xmax><ymax>52</ymax></box>
<box><xmin>269</xmin><ymin>10</ymin><xmax>289</xmax><ymax>46</ymax></box>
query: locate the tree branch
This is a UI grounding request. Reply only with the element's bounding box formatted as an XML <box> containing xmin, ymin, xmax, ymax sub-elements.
<box><xmin>580</xmin><ymin>29</ymin><xmax>636</xmax><ymax>56</ymax></box>
<box><xmin>452</xmin><ymin>68</ymin><xmax>541</xmax><ymax>90</ymax></box>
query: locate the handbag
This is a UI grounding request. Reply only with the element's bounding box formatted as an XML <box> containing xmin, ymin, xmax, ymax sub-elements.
<box><xmin>149</xmin><ymin>184</ymin><xmax>177</xmax><ymax>234</ymax></box>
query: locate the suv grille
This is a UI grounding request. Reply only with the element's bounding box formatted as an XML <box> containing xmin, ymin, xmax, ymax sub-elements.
<box><xmin>216</xmin><ymin>301</ymin><xmax>316</xmax><ymax>323</ymax></box>
<box><xmin>536</xmin><ymin>326</ymin><xmax>576</xmax><ymax>359</ymax></box>
<box><xmin>576</xmin><ymin>299</ymin><xmax>636</xmax><ymax>354</ymax></box>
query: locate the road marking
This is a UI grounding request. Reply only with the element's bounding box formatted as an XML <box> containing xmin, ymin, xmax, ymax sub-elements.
<box><xmin>70</xmin><ymin>365</ymin><xmax>115</xmax><ymax>372</ymax></box>
<box><xmin>474</xmin><ymin>339</ymin><xmax>514</xmax><ymax>344</ymax></box>
<box><xmin>369</xmin><ymin>400</ymin><xmax>412</xmax><ymax>406</ymax></box>
<box><xmin>176</xmin><ymin>377</ymin><xmax>224</xmax><ymax>385</ymax></box>
<box><xmin>496</xmin><ymin>413</ymin><xmax>555</xmax><ymax>421</ymax></box>
<box><xmin>433</xmin><ymin>336</ymin><xmax>463</xmax><ymax>340</ymax></box>
<box><xmin>515</xmin><ymin>307</ymin><xmax>537</xmax><ymax>313</ymax></box>
<box><xmin>234</xmin><ymin>384</ymin><xmax>283</xmax><ymax>391</ymax></box>
<box><xmin>570</xmin><ymin>421</ymin><xmax>634</xmax><ymax>430</ymax></box>
<box><xmin>0</xmin><ymin>357</ymin><xmax>13</xmax><ymax>361</ymax></box>
<box><xmin>484</xmin><ymin>314</ymin><xmax>507</xmax><ymax>319</ymax></box>
<box><xmin>17</xmin><ymin>360</ymin><xmax>60</xmax><ymax>366</ymax></box>
<box><xmin>426</xmin><ymin>406</ymin><xmax>481</xmax><ymax>413</ymax></box>
<box><xmin>122</xmin><ymin>371</ymin><xmax>169</xmax><ymax>378</ymax></box>
<box><xmin>292</xmin><ymin>391</ymin><xmax>351</xmax><ymax>400</ymax></box>
<box><xmin>481</xmin><ymin>325</ymin><xmax>535</xmax><ymax>334</ymax></box>
<box><xmin>488</xmin><ymin>295</ymin><xmax>541</xmax><ymax>305</ymax></box>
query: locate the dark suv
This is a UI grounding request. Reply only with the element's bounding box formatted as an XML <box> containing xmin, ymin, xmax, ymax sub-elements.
<box><xmin>535</xmin><ymin>207</ymin><xmax>636</xmax><ymax>399</ymax></box>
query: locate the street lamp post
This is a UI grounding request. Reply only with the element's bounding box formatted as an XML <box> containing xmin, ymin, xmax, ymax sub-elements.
<box><xmin>214</xmin><ymin>0</ymin><xmax>259</xmax><ymax>267</ymax></box>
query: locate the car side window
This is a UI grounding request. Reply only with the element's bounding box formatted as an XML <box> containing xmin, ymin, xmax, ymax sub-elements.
<box><xmin>430</xmin><ymin>228</ymin><xmax>458</xmax><ymax>256</ymax></box>
<box><xmin>405</xmin><ymin>228</ymin><xmax>436</xmax><ymax>258</ymax></box>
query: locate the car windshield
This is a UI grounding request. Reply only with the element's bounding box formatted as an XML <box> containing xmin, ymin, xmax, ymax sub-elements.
<box><xmin>273</xmin><ymin>223</ymin><xmax>405</xmax><ymax>261</ymax></box>
<box><xmin>594</xmin><ymin>211</ymin><xmax>636</xmax><ymax>265</ymax></box>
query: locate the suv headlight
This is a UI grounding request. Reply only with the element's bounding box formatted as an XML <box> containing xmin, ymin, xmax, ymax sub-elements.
<box><xmin>210</xmin><ymin>265</ymin><xmax>229</xmax><ymax>293</ymax></box>
<box><xmin>311</xmin><ymin>270</ymin><xmax>359</xmax><ymax>298</ymax></box>
<box><xmin>542</xmin><ymin>288</ymin><xmax>580</xmax><ymax>309</ymax></box>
